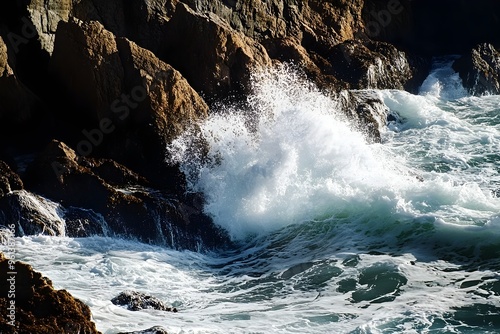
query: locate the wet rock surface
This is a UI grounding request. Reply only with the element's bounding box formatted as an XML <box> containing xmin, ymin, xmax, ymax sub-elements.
<box><xmin>111</xmin><ymin>291</ymin><xmax>178</xmax><ymax>312</ymax></box>
<box><xmin>0</xmin><ymin>253</ymin><xmax>102</xmax><ymax>334</ymax></box>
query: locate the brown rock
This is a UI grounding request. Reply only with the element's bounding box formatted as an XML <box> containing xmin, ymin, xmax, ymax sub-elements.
<box><xmin>0</xmin><ymin>253</ymin><xmax>101</xmax><ymax>333</ymax></box>
<box><xmin>27</xmin><ymin>0</ymin><xmax>74</xmax><ymax>54</ymax></box>
<box><xmin>22</xmin><ymin>140</ymin><xmax>230</xmax><ymax>249</ymax></box>
<box><xmin>49</xmin><ymin>18</ymin><xmax>208</xmax><ymax>186</ymax></box>
<box><xmin>329</xmin><ymin>39</ymin><xmax>414</xmax><ymax>90</ymax></box>
<box><xmin>49</xmin><ymin>17</ymin><xmax>124</xmax><ymax>122</ymax></box>
<box><xmin>163</xmin><ymin>2</ymin><xmax>272</xmax><ymax>97</ymax></box>
<box><xmin>73</xmin><ymin>0</ymin><xmax>178</xmax><ymax>56</ymax></box>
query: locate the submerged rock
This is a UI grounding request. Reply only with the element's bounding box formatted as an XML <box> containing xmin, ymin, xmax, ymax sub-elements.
<box><xmin>117</xmin><ymin>326</ymin><xmax>169</xmax><ymax>334</ymax></box>
<box><xmin>111</xmin><ymin>291</ymin><xmax>178</xmax><ymax>312</ymax></box>
<box><xmin>0</xmin><ymin>253</ymin><xmax>102</xmax><ymax>334</ymax></box>
<box><xmin>453</xmin><ymin>43</ymin><xmax>500</xmax><ymax>96</ymax></box>
<box><xmin>336</xmin><ymin>89</ymin><xmax>390</xmax><ymax>143</ymax></box>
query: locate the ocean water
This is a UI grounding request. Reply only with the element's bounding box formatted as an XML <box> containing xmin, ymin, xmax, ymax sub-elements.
<box><xmin>6</xmin><ymin>58</ymin><xmax>500</xmax><ymax>333</ymax></box>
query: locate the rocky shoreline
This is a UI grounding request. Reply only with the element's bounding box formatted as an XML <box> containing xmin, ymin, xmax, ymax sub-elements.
<box><xmin>1</xmin><ymin>0</ymin><xmax>500</xmax><ymax>332</ymax></box>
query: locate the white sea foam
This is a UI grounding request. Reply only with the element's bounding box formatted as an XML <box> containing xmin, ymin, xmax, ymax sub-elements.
<box><xmin>169</xmin><ymin>64</ymin><xmax>500</xmax><ymax>241</ymax></box>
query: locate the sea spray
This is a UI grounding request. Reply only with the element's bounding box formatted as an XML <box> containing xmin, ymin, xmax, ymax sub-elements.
<box><xmin>168</xmin><ymin>65</ymin><xmax>421</xmax><ymax>240</ymax></box>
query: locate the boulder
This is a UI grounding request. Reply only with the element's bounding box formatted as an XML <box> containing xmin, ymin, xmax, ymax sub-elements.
<box><xmin>118</xmin><ymin>326</ymin><xmax>169</xmax><ymax>334</ymax></box>
<box><xmin>49</xmin><ymin>18</ymin><xmax>209</xmax><ymax>186</ymax></box>
<box><xmin>336</xmin><ymin>89</ymin><xmax>390</xmax><ymax>143</ymax></box>
<box><xmin>0</xmin><ymin>190</ymin><xmax>66</xmax><ymax>236</ymax></box>
<box><xmin>0</xmin><ymin>253</ymin><xmax>101</xmax><ymax>334</ymax></box>
<box><xmin>453</xmin><ymin>43</ymin><xmax>500</xmax><ymax>96</ymax></box>
<box><xmin>111</xmin><ymin>291</ymin><xmax>177</xmax><ymax>312</ymax></box>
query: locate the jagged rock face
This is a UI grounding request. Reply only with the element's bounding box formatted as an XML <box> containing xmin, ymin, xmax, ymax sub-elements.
<box><xmin>0</xmin><ymin>253</ymin><xmax>101</xmax><ymax>334</ymax></box>
<box><xmin>182</xmin><ymin>0</ymin><xmax>365</xmax><ymax>46</ymax></box>
<box><xmin>329</xmin><ymin>39</ymin><xmax>413</xmax><ymax>91</ymax></box>
<box><xmin>49</xmin><ymin>17</ymin><xmax>209</xmax><ymax>185</ymax></box>
<box><xmin>27</xmin><ymin>0</ymin><xmax>73</xmax><ymax>54</ymax></box>
<box><xmin>50</xmin><ymin>17</ymin><xmax>124</xmax><ymax>122</ymax></box>
<box><xmin>73</xmin><ymin>0</ymin><xmax>177</xmax><ymax>56</ymax></box>
<box><xmin>21</xmin><ymin>140</ymin><xmax>230</xmax><ymax>250</ymax></box>
<box><xmin>453</xmin><ymin>43</ymin><xmax>500</xmax><ymax>96</ymax></box>
<box><xmin>163</xmin><ymin>2</ymin><xmax>272</xmax><ymax>98</ymax></box>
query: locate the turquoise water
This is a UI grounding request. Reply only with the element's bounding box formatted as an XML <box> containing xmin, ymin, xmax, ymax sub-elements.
<box><xmin>8</xmin><ymin>59</ymin><xmax>500</xmax><ymax>333</ymax></box>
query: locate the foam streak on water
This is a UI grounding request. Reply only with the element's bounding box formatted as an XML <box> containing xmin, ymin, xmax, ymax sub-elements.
<box><xmin>6</xmin><ymin>60</ymin><xmax>500</xmax><ymax>334</ymax></box>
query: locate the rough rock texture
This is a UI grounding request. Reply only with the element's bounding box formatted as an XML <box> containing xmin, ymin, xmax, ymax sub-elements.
<box><xmin>0</xmin><ymin>190</ymin><xmax>66</xmax><ymax>236</ymax></box>
<box><xmin>453</xmin><ymin>43</ymin><xmax>500</xmax><ymax>96</ymax></box>
<box><xmin>0</xmin><ymin>253</ymin><xmax>102</xmax><ymax>334</ymax></box>
<box><xmin>0</xmin><ymin>160</ymin><xmax>23</xmax><ymax>198</ymax></box>
<box><xmin>49</xmin><ymin>17</ymin><xmax>209</xmax><ymax>186</ymax></box>
<box><xmin>182</xmin><ymin>0</ymin><xmax>365</xmax><ymax>46</ymax></box>
<box><xmin>27</xmin><ymin>0</ymin><xmax>73</xmax><ymax>54</ymax></box>
<box><xmin>336</xmin><ymin>89</ymin><xmax>390</xmax><ymax>143</ymax></box>
<box><xmin>111</xmin><ymin>291</ymin><xmax>178</xmax><ymax>312</ymax></box>
<box><xmin>163</xmin><ymin>2</ymin><xmax>272</xmax><ymax>98</ymax></box>
<box><xmin>329</xmin><ymin>39</ymin><xmax>413</xmax><ymax>91</ymax></box>
<box><xmin>72</xmin><ymin>0</ymin><xmax>176</xmax><ymax>56</ymax></box>
<box><xmin>49</xmin><ymin>17</ymin><xmax>124</xmax><ymax>123</ymax></box>
<box><xmin>22</xmin><ymin>140</ymin><xmax>230</xmax><ymax>250</ymax></box>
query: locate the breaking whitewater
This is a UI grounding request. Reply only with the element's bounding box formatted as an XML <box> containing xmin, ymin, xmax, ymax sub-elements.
<box><xmin>9</xmin><ymin>58</ymin><xmax>500</xmax><ymax>333</ymax></box>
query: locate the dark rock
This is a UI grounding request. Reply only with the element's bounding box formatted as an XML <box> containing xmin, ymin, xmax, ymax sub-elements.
<box><xmin>0</xmin><ymin>36</ymin><xmax>40</xmax><ymax>132</ymax></box>
<box><xmin>329</xmin><ymin>39</ymin><xmax>414</xmax><ymax>91</ymax></box>
<box><xmin>49</xmin><ymin>17</ymin><xmax>209</xmax><ymax>188</ymax></box>
<box><xmin>111</xmin><ymin>291</ymin><xmax>178</xmax><ymax>312</ymax></box>
<box><xmin>0</xmin><ymin>253</ymin><xmax>102</xmax><ymax>334</ymax></box>
<box><xmin>0</xmin><ymin>190</ymin><xmax>66</xmax><ymax>236</ymax></box>
<box><xmin>0</xmin><ymin>160</ymin><xmax>23</xmax><ymax>198</ymax></box>
<box><xmin>73</xmin><ymin>0</ymin><xmax>176</xmax><ymax>56</ymax></box>
<box><xmin>336</xmin><ymin>89</ymin><xmax>390</xmax><ymax>143</ymax></box>
<box><xmin>118</xmin><ymin>326</ymin><xmax>169</xmax><ymax>334</ymax></box>
<box><xmin>453</xmin><ymin>43</ymin><xmax>500</xmax><ymax>96</ymax></box>
<box><xmin>163</xmin><ymin>2</ymin><xmax>272</xmax><ymax>98</ymax></box>
<box><xmin>22</xmin><ymin>140</ymin><xmax>230</xmax><ymax>250</ymax></box>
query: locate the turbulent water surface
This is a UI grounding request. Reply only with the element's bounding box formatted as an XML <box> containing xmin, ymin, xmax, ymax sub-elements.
<box><xmin>6</xmin><ymin>58</ymin><xmax>500</xmax><ymax>333</ymax></box>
